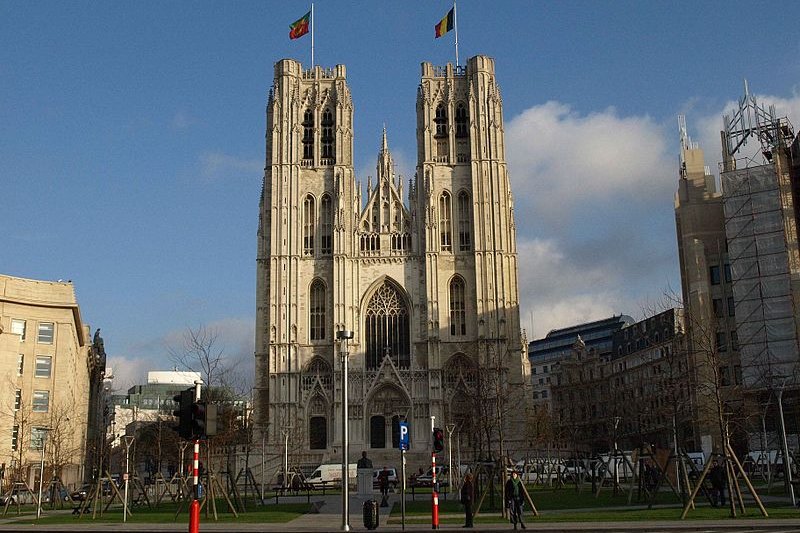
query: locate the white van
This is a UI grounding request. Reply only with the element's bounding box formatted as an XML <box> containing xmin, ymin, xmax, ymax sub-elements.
<box><xmin>307</xmin><ymin>463</ymin><xmax>357</xmax><ymax>488</ymax></box>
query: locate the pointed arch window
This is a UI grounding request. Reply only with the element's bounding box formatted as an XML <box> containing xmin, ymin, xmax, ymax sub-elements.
<box><xmin>310</xmin><ymin>279</ymin><xmax>326</xmax><ymax>341</ymax></box>
<box><xmin>320</xmin><ymin>194</ymin><xmax>332</xmax><ymax>255</ymax></box>
<box><xmin>457</xmin><ymin>191</ymin><xmax>471</xmax><ymax>251</ymax></box>
<box><xmin>440</xmin><ymin>191</ymin><xmax>452</xmax><ymax>251</ymax></box>
<box><xmin>365</xmin><ymin>282</ymin><xmax>410</xmax><ymax>369</ymax></box>
<box><xmin>434</xmin><ymin>103</ymin><xmax>448</xmax><ymax>138</ymax></box>
<box><xmin>302</xmin><ymin>108</ymin><xmax>314</xmax><ymax>162</ymax></box>
<box><xmin>455</xmin><ymin>102</ymin><xmax>469</xmax><ymax>138</ymax></box>
<box><xmin>303</xmin><ymin>195</ymin><xmax>315</xmax><ymax>255</ymax></box>
<box><xmin>321</xmin><ymin>108</ymin><xmax>335</xmax><ymax>163</ymax></box>
<box><xmin>450</xmin><ymin>277</ymin><xmax>466</xmax><ymax>336</ymax></box>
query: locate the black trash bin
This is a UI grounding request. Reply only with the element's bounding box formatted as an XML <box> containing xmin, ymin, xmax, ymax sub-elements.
<box><xmin>363</xmin><ymin>499</ymin><xmax>379</xmax><ymax>530</ymax></box>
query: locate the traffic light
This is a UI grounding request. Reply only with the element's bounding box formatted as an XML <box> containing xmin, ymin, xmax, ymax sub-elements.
<box><xmin>190</xmin><ymin>401</ymin><xmax>219</xmax><ymax>439</ymax></box>
<box><xmin>191</xmin><ymin>401</ymin><xmax>206</xmax><ymax>439</ymax></box>
<box><xmin>432</xmin><ymin>427</ymin><xmax>444</xmax><ymax>453</ymax></box>
<box><xmin>172</xmin><ymin>388</ymin><xmax>193</xmax><ymax>440</ymax></box>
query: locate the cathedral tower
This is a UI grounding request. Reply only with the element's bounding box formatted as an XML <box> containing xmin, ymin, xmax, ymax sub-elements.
<box><xmin>256</xmin><ymin>56</ymin><xmax>530</xmax><ymax>469</ymax></box>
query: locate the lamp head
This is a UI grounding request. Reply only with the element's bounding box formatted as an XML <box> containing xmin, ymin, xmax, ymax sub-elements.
<box><xmin>337</xmin><ymin>330</ymin><xmax>354</xmax><ymax>340</ymax></box>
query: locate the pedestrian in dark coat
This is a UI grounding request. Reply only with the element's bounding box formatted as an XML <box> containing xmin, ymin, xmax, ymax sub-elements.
<box><xmin>709</xmin><ymin>460</ymin><xmax>726</xmax><ymax>506</ymax></box>
<box><xmin>460</xmin><ymin>473</ymin><xmax>475</xmax><ymax>528</ymax></box>
<box><xmin>504</xmin><ymin>471</ymin><xmax>526</xmax><ymax>529</ymax></box>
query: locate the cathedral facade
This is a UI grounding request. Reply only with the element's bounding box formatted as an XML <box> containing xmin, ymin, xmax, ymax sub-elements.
<box><xmin>255</xmin><ymin>55</ymin><xmax>530</xmax><ymax>468</ymax></box>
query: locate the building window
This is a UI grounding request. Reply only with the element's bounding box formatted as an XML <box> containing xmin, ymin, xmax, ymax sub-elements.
<box><xmin>715</xmin><ymin>332</ymin><xmax>727</xmax><ymax>352</ymax></box>
<box><xmin>449</xmin><ymin>277</ymin><xmax>466</xmax><ymax>337</ymax></box>
<box><xmin>30</xmin><ymin>427</ymin><xmax>48</xmax><ymax>450</ymax></box>
<box><xmin>455</xmin><ymin>102</ymin><xmax>469</xmax><ymax>138</ymax></box>
<box><xmin>35</xmin><ymin>356</ymin><xmax>52</xmax><ymax>378</ymax></box>
<box><xmin>37</xmin><ymin>322</ymin><xmax>54</xmax><ymax>344</ymax></box>
<box><xmin>727</xmin><ymin>297</ymin><xmax>735</xmax><ymax>317</ymax></box>
<box><xmin>320</xmin><ymin>194</ymin><xmax>332</xmax><ymax>255</ymax></box>
<box><xmin>439</xmin><ymin>192</ymin><xmax>452</xmax><ymax>251</ymax></box>
<box><xmin>17</xmin><ymin>354</ymin><xmax>24</xmax><ymax>376</ymax></box>
<box><xmin>11</xmin><ymin>425</ymin><xmax>19</xmax><ymax>451</ymax></box>
<box><xmin>434</xmin><ymin>103</ymin><xmax>448</xmax><ymax>138</ymax></box>
<box><xmin>724</xmin><ymin>263</ymin><xmax>732</xmax><ymax>283</ymax></box>
<box><xmin>365</xmin><ymin>282</ymin><xmax>410</xmax><ymax>369</ymax></box>
<box><xmin>303</xmin><ymin>195</ymin><xmax>315</xmax><ymax>255</ymax></box>
<box><xmin>720</xmin><ymin>365</ymin><xmax>731</xmax><ymax>386</ymax></box>
<box><xmin>710</xmin><ymin>265</ymin><xmax>720</xmax><ymax>285</ymax></box>
<box><xmin>457</xmin><ymin>191</ymin><xmax>471</xmax><ymax>251</ymax></box>
<box><xmin>730</xmin><ymin>330</ymin><xmax>739</xmax><ymax>351</ymax></box>
<box><xmin>321</xmin><ymin>108</ymin><xmax>335</xmax><ymax>163</ymax></box>
<box><xmin>302</xmin><ymin>108</ymin><xmax>314</xmax><ymax>161</ymax></box>
<box><xmin>32</xmin><ymin>390</ymin><xmax>49</xmax><ymax>412</ymax></box>
<box><xmin>11</xmin><ymin>319</ymin><xmax>26</xmax><ymax>341</ymax></box>
<box><xmin>541</xmin><ymin>390</ymin><xmax>548</xmax><ymax>399</ymax></box>
<box><xmin>14</xmin><ymin>389</ymin><xmax>21</xmax><ymax>411</ymax></box>
<box><xmin>712</xmin><ymin>298</ymin><xmax>723</xmax><ymax>318</ymax></box>
<box><xmin>309</xmin><ymin>280</ymin><xmax>326</xmax><ymax>341</ymax></box>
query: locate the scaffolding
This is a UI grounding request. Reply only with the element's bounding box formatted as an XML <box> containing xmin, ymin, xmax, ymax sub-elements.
<box><xmin>721</xmin><ymin>82</ymin><xmax>799</xmax><ymax>389</ymax></box>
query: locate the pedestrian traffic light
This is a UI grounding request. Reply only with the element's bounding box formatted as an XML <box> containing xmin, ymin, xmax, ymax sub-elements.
<box><xmin>172</xmin><ymin>388</ymin><xmax>193</xmax><ymax>440</ymax></box>
<box><xmin>432</xmin><ymin>427</ymin><xmax>444</xmax><ymax>453</ymax></box>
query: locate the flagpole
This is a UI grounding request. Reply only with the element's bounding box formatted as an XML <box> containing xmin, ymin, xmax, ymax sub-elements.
<box><xmin>311</xmin><ymin>3</ymin><xmax>315</xmax><ymax>68</ymax></box>
<box><xmin>453</xmin><ymin>0</ymin><xmax>459</xmax><ymax>67</ymax></box>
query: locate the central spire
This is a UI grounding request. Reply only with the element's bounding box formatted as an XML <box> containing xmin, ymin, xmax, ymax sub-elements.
<box><xmin>382</xmin><ymin>123</ymin><xmax>388</xmax><ymax>152</ymax></box>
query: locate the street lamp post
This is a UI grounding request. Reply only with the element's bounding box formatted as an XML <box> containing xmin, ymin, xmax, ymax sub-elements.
<box><xmin>446</xmin><ymin>423</ymin><xmax>456</xmax><ymax>495</ymax></box>
<box><xmin>36</xmin><ymin>428</ymin><xmax>50</xmax><ymax>520</ymax></box>
<box><xmin>613</xmin><ymin>416</ymin><xmax>621</xmax><ymax>495</ymax></box>
<box><xmin>776</xmin><ymin>379</ymin><xmax>796</xmax><ymax>506</ymax></box>
<box><xmin>337</xmin><ymin>329</ymin><xmax>354</xmax><ymax>532</ymax></box>
<box><xmin>123</xmin><ymin>435</ymin><xmax>135</xmax><ymax>523</ymax></box>
<box><xmin>281</xmin><ymin>426</ymin><xmax>292</xmax><ymax>490</ymax></box>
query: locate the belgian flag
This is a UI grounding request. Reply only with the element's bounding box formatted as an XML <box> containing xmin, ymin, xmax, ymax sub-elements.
<box><xmin>435</xmin><ymin>8</ymin><xmax>454</xmax><ymax>38</ymax></box>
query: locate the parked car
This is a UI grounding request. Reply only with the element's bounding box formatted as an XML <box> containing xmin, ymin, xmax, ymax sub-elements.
<box><xmin>373</xmin><ymin>467</ymin><xmax>398</xmax><ymax>488</ymax></box>
<box><xmin>0</xmin><ymin>488</ymin><xmax>48</xmax><ymax>505</ymax></box>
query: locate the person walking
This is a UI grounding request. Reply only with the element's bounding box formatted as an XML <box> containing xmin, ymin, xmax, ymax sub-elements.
<box><xmin>460</xmin><ymin>473</ymin><xmax>475</xmax><ymax>528</ymax></box>
<box><xmin>709</xmin><ymin>460</ymin><xmax>726</xmax><ymax>507</ymax></box>
<box><xmin>504</xmin><ymin>470</ymin><xmax>526</xmax><ymax>530</ymax></box>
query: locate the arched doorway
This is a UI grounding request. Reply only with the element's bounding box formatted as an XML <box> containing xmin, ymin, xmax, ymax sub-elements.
<box><xmin>367</xmin><ymin>385</ymin><xmax>410</xmax><ymax>449</ymax></box>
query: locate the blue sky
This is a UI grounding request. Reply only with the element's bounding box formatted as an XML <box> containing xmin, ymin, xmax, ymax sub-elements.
<box><xmin>2</xmin><ymin>1</ymin><xmax>799</xmax><ymax>389</ymax></box>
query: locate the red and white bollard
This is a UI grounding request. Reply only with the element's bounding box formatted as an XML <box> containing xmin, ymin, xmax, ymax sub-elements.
<box><xmin>189</xmin><ymin>439</ymin><xmax>200</xmax><ymax>533</ymax></box>
<box><xmin>431</xmin><ymin>452</ymin><xmax>439</xmax><ymax>529</ymax></box>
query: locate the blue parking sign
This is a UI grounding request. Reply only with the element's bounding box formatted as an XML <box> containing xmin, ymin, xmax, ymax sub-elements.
<box><xmin>399</xmin><ymin>422</ymin><xmax>409</xmax><ymax>450</ymax></box>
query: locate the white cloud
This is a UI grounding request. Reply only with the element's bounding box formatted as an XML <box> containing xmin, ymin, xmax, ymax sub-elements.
<box><xmin>516</xmin><ymin>237</ymin><xmax>630</xmax><ymax>338</ymax></box>
<box><xmin>171</xmin><ymin>111</ymin><xmax>202</xmax><ymax>131</ymax></box>
<box><xmin>506</xmin><ymin>102</ymin><xmax>673</xmax><ymax>227</ymax></box>
<box><xmin>199</xmin><ymin>152</ymin><xmax>262</xmax><ymax>181</ymax></box>
<box><xmin>506</xmin><ymin>102</ymin><xmax>678</xmax><ymax>339</ymax></box>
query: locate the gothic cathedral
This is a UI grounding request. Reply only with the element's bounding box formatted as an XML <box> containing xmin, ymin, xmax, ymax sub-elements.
<box><xmin>255</xmin><ymin>55</ymin><xmax>531</xmax><ymax>468</ymax></box>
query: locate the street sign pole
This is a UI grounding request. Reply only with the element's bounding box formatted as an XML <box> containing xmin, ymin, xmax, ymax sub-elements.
<box><xmin>399</xmin><ymin>421</ymin><xmax>409</xmax><ymax>531</ymax></box>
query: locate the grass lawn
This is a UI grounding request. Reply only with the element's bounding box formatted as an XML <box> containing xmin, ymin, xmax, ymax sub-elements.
<box><xmin>2</xmin><ymin>500</ymin><xmax>311</xmax><ymax>526</ymax></box>
<box><xmin>390</xmin><ymin>487</ymin><xmax>800</xmax><ymax>524</ymax></box>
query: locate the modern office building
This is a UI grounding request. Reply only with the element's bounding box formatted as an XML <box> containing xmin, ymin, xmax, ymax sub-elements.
<box><xmin>529</xmin><ymin>315</ymin><xmax>633</xmax><ymax>407</ymax></box>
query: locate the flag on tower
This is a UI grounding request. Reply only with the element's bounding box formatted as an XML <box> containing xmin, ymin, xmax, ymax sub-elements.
<box><xmin>289</xmin><ymin>10</ymin><xmax>311</xmax><ymax>40</ymax></box>
<box><xmin>434</xmin><ymin>7</ymin><xmax>454</xmax><ymax>38</ymax></box>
